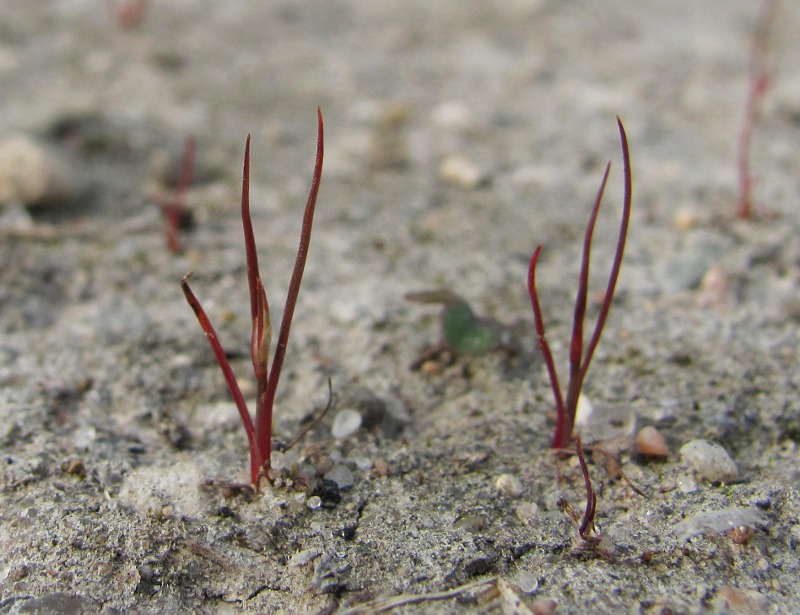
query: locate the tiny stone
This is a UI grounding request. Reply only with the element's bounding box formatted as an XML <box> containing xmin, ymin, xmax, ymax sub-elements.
<box><xmin>673</xmin><ymin>208</ymin><xmax>698</xmax><ymax>231</ymax></box>
<box><xmin>495</xmin><ymin>473</ymin><xmax>523</xmax><ymax>498</ymax></box>
<box><xmin>331</xmin><ymin>409</ymin><xmax>362</xmax><ymax>439</ymax></box>
<box><xmin>0</xmin><ymin>134</ymin><xmax>73</xmax><ymax>208</ymax></box>
<box><xmin>352</xmin><ymin>456</ymin><xmax>373</xmax><ymax>471</ymax></box>
<box><xmin>516</xmin><ymin>570</ymin><xmax>539</xmax><ymax>594</ymax></box>
<box><xmin>307</xmin><ymin>496</ymin><xmax>322</xmax><ymax>510</ymax></box>
<box><xmin>454</xmin><ymin>514</ymin><xmax>485</xmax><ymax>532</ymax></box>
<box><xmin>636</xmin><ymin>426</ymin><xmax>669</xmax><ymax>457</ymax></box>
<box><xmin>515</xmin><ymin>502</ymin><xmax>538</xmax><ymax>521</ymax></box>
<box><xmin>680</xmin><ymin>439</ymin><xmax>738</xmax><ymax>482</ymax></box>
<box><xmin>431</xmin><ymin>101</ymin><xmax>472</xmax><ymax>130</ymax></box>
<box><xmin>270</xmin><ymin>451</ymin><xmax>286</xmax><ymax>470</ymax></box>
<box><xmin>439</xmin><ymin>155</ymin><xmax>486</xmax><ymax>189</ymax></box>
<box><xmin>325</xmin><ymin>465</ymin><xmax>355</xmax><ymax>489</ymax></box>
<box><xmin>677</xmin><ymin>474</ymin><xmax>698</xmax><ymax>494</ymax></box>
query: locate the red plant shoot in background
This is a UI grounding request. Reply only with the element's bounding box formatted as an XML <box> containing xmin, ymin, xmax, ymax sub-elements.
<box><xmin>158</xmin><ymin>135</ymin><xmax>196</xmax><ymax>254</ymax></box>
<box><xmin>736</xmin><ymin>0</ymin><xmax>779</xmax><ymax>220</ymax></box>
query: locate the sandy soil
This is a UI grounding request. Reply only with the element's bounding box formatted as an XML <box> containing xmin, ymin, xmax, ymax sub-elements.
<box><xmin>2</xmin><ymin>1</ymin><xmax>800</xmax><ymax>613</ymax></box>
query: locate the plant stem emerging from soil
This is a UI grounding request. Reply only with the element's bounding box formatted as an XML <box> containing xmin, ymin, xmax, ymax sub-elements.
<box><xmin>527</xmin><ymin>117</ymin><xmax>632</xmax><ymax>450</ymax></box>
<box><xmin>736</xmin><ymin>0</ymin><xmax>779</xmax><ymax>220</ymax></box>
<box><xmin>182</xmin><ymin>108</ymin><xmax>324</xmax><ymax>487</ymax></box>
<box><xmin>576</xmin><ymin>435</ymin><xmax>597</xmax><ymax>541</ymax></box>
<box><xmin>159</xmin><ymin>135</ymin><xmax>196</xmax><ymax>254</ymax></box>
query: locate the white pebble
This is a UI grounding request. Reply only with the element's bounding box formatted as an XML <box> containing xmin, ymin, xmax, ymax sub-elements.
<box><xmin>516</xmin><ymin>570</ymin><xmax>539</xmax><ymax>594</ymax></box>
<box><xmin>680</xmin><ymin>439</ymin><xmax>738</xmax><ymax>483</ymax></box>
<box><xmin>351</xmin><ymin>456</ymin><xmax>373</xmax><ymax>471</ymax></box>
<box><xmin>331</xmin><ymin>409</ymin><xmax>362</xmax><ymax>439</ymax></box>
<box><xmin>515</xmin><ymin>502</ymin><xmax>539</xmax><ymax>521</ymax></box>
<box><xmin>673</xmin><ymin>506</ymin><xmax>766</xmax><ymax>541</ymax></box>
<box><xmin>431</xmin><ymin>101</ymin><xmax>473</xmax><ymax>131</ymax></box>
<box><xmin>439</xmin><ymin>155</ymin><xmax>485</xmax><ymax>189</ymax></box>
<box><xmin>270</xmin><ymin>451</ymin><xmax>286</xmax><ymax>470</ymax></box>
<box><xmin>307</xmin><ymin>496</ymin><xmax>322</xmax><ymax>510</ymax></box>
<box><xmin>325</xmin><ymin>465</ymin><xmax>354</xmax><ymax>489</ymax></box>
<box><xmin>0</xmin><ymin>134</ymin><xmax>72</xmax><ymax>208</ymax></box>
<box><xmin>495</xmin><ymin>473</ymin><xmax>523</xmax><ymax>498</ymax></box>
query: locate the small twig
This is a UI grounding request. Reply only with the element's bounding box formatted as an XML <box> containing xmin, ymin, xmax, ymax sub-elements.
<box><xmin>337</xmin><ymin>577</ymin><xmax>498</xmax><ymax>615</ymax></box>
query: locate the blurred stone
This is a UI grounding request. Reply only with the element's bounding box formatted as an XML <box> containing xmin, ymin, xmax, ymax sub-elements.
<box><xmin>439</xmin><ymin>155</ymin><xmax>487</xmax><ymax>189</ymax></box>
<box><xmin>0</xmin><ymin>134</ymin><xmax>73</xmax><ymax>208</ymax></box>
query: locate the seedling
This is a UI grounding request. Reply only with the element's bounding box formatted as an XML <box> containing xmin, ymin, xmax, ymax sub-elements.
<box><xmin>158</xmin><ymin>135</ymin><xmax>196</xmax><ymax>254</ymax></box>
<box><xmin>736</xmin><ymin>0</ymin><xmax>779</xmax><ymax>220</ymax></box>
<box><xmin>405</xmin><ymin>289</ymin><xmax>503</xmax><ymax>365</ymax></box>
<box><xmin>182</xmin><ymin>108</ymin><xmax>324</xmax><ymax>488</ymax></box>
<box><xmin>527</xmin><ymin>117</ymin><xmax>632</xmax><ymax>450</ymax></box>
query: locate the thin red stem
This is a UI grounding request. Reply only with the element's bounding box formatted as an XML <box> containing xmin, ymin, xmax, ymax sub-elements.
<box><xmin>576</xmin><ymin>435</ymin><xmax>597</xmax><ymax>540</ymax></box>
<box><xmin>564</xmin><ymin>162</ymin><xmax>611</xmax><ymax>426</ymax></box>
<box><xmin>181</xmin><ymin>274</ymin><xmax>262</xmax><ymax>483</ymax></box>
<box><xmin>257</xmin><ymin>108</ymin><xmax>325</xmax><ymax>465</ymax></box>
<box><xmin>527</xmin><ymin>246</ymin><xmax>567</xmax><ymax>442</ymax></box>
<box><xmin>580</xmin><ymin>118</ymin><xmax>632</xmax><ymax>381</ymax></box>
<box><xmin>162</xmin><ymin>135</ymin><xmax>196</xmax><ymax>254</ymax></box>
<box><xmin>736</xmin><ymin>0</ymin><xmax>778</xmax><ymax>220</ymax></box>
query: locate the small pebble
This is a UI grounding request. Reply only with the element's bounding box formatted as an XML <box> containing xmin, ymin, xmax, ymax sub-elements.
<box><xmin>439</xmin><ymin>155</ymin><xmax>486</xmax><ymax>189</ymax></box>
<box><xmin>270</xmin><ymin>451</ymin><xmax>287</xmax><ymax>470</ymax></box>
<box><xmin>673</xmin><ymin>506</ymin><xmax>766</xmax><ymax>541</ymax></box>
<box><xmin>673</xmin><ymin>208</ymin><xmax>698</xmax><ymax>231</ymax></box>
<box><xmin>325</xmin><ymin>465</ymin><xmax>355</xmax><ymax>489</ymax></box>
<box><xmin>351</xmin><ymin>456</ymin><xmax>373</xmax><ymax>471</ymax></box>
<box><xmin>331</xmin><ymin>409</ymin><xmax>362</xmax><ymax>439</ymax></box>
<box><xmin>515</xmin><ymin>502</ymin><xmax>538</xmax><ymax>521</ymax></box>
<box><xmin>495</xmin><ymin>473</ymin><xmax>523</xmax><ymax>498</ymax></box>
<box><xmin>0</xmin><ymin>134</ymin><xmax>73</xmax><ymax>208</ymax></box>
<box><xmin>454</xmin><ymin>514</ymin><xmax>485</xmax><ymax>532</ymax></box>
<box><xmin>697</xmin><ymin>265</ymin><xmax>733</xmax><ymax>310</ymax></box>
<box><xmin>680</xmin><ymin>439</ymin><xmax>738</xmax><ymax>482</ymax></box>
<box><xmin>431</xmin><ymin>101</ymin><xmax>473</xmax><ymax>131</ymax></box>
<box><xmin>516</xmin><ymin>570</ymin><xmax>539</xmax><ymax>594</ymax></box>
<box><xmin>636</xmin><ymin>426</ymin><xmax>669</xmax><ymax>457</ymax></box>
<box><xmin>307</xmin><ymin>496</ymin><xmax>322</xmax><ymax>510</ymax></box>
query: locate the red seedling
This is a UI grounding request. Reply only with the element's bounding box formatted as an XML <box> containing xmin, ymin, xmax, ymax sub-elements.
<box><xmin>182</xmin><ymin>108</ymin><xmax>324</xmax><ymax>488</ymax></box>
<box><xmin>736</xmin><ymin>0</ymin><xmax>779</xmax><ymax>220</ymax></box>
<box><xmin>528</xmin><ymin>118</ymin><xmax>632</xmax><ymax>450</ymax></box>
<box><xmin>158</xmin><ymin>135</ymin><xmax>196</xmax><ymax>254</ymax></box>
